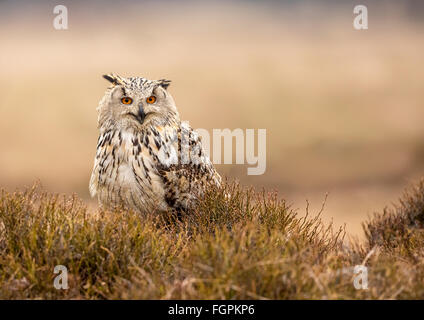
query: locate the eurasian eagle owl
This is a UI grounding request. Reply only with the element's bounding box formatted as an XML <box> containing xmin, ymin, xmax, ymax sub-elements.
<box><xmin>89</xmin><ymin>74</ymin><xmax>221</xmax><ymax>214</ymax></box>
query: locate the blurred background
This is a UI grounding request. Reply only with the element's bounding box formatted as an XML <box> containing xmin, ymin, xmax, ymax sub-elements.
<box><xmin>0</xmin><ymin>0</ymin><xmax>423</xmax><ymax>237</ymax></box>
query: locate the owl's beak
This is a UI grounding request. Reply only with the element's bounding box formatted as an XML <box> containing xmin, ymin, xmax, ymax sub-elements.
<box><xmin>137</xmin><ymin>103</ymin><xmax>146</xmax><ymax>123</ymax></box>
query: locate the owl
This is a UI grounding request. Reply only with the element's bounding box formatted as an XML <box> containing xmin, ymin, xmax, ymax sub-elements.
<box><xmin>89</xmin><ymin>74</ymin><xmax>221</xmax><ymax>214</ymax></box>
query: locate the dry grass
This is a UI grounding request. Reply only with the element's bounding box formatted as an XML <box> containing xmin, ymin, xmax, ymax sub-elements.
<box><xmin>1</xmin><ymin>179</ymin><xmax>423</xmax><ymax>299</ymax></box>
<box><xmin>363</xmin><ymin>179</ymin><xmax>424</xmax><ymax>256</ymax></box>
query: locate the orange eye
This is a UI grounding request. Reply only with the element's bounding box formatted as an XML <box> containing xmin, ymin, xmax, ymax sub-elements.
<box><xmin>146</xmin><ymin>96</ymin><xmax>156</xmax><ymax>104</ymax></box>
<box><xmin>121</xmin><ymin>97</ymin><xmax>133</xmax><ymax>105</ymax></box>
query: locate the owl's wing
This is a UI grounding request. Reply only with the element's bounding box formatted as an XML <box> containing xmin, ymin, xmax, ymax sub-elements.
<box><xmin>156</xmin><ymin>122</ymin><xmax>221</xmax><ymax>211</ymax></box>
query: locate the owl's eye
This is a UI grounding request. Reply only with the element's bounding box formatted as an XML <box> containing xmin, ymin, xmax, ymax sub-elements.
<box><xmin>121</xmin><ymin>97</ymin><xmax>133</xmax><ymax>105</ymax></box>
<box><xmin>146</xmin><ymin>96</ymin><xmax>156</xmax><ymax>104</ymax></box>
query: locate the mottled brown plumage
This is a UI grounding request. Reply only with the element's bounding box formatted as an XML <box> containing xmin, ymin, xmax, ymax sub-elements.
<box><xmin>89</xmin><ymin>74</ymin><xmax>220</xmax><ymax>214</ymax></box>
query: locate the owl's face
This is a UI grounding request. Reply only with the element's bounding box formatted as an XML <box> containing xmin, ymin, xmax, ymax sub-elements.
<box><xmin>97</xmin><ymin>74</ymin><xmax>179</xmax><ymax>130</ymax></box>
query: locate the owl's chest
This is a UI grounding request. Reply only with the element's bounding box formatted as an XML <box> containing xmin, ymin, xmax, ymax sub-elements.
<box><xmin>94</xmin><ymin>128</ymin><xmax>178</xmax><ymax>211</ymax></box>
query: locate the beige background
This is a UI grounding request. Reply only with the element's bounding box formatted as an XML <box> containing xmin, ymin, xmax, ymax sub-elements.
<box><xmin>1</xmin><ymin>1</ymin><xmax>423</xmax><ymax>237</ymax></box>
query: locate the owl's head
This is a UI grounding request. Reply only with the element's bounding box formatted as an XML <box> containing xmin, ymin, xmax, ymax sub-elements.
<box><xmin>97</xmin><ymin>73</ymin><xmax>179</xmax><ymax>130</ymax></box>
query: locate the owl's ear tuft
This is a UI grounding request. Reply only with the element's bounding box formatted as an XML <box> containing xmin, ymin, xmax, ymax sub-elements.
<box><xmin>157</xmin><ymin>79</ymin><xmax>171</xmax><ymax>90</ymax></box>
<box><xmin>103</xmin><ymin>74</ymin><xmax>123</xmax><ymax>86</ymax></box>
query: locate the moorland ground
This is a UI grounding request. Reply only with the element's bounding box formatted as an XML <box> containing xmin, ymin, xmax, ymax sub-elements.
<box><xmin>1</xmin><ymin>179</ymin><xmax>423</xmax><ymax>299</ymax></box>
